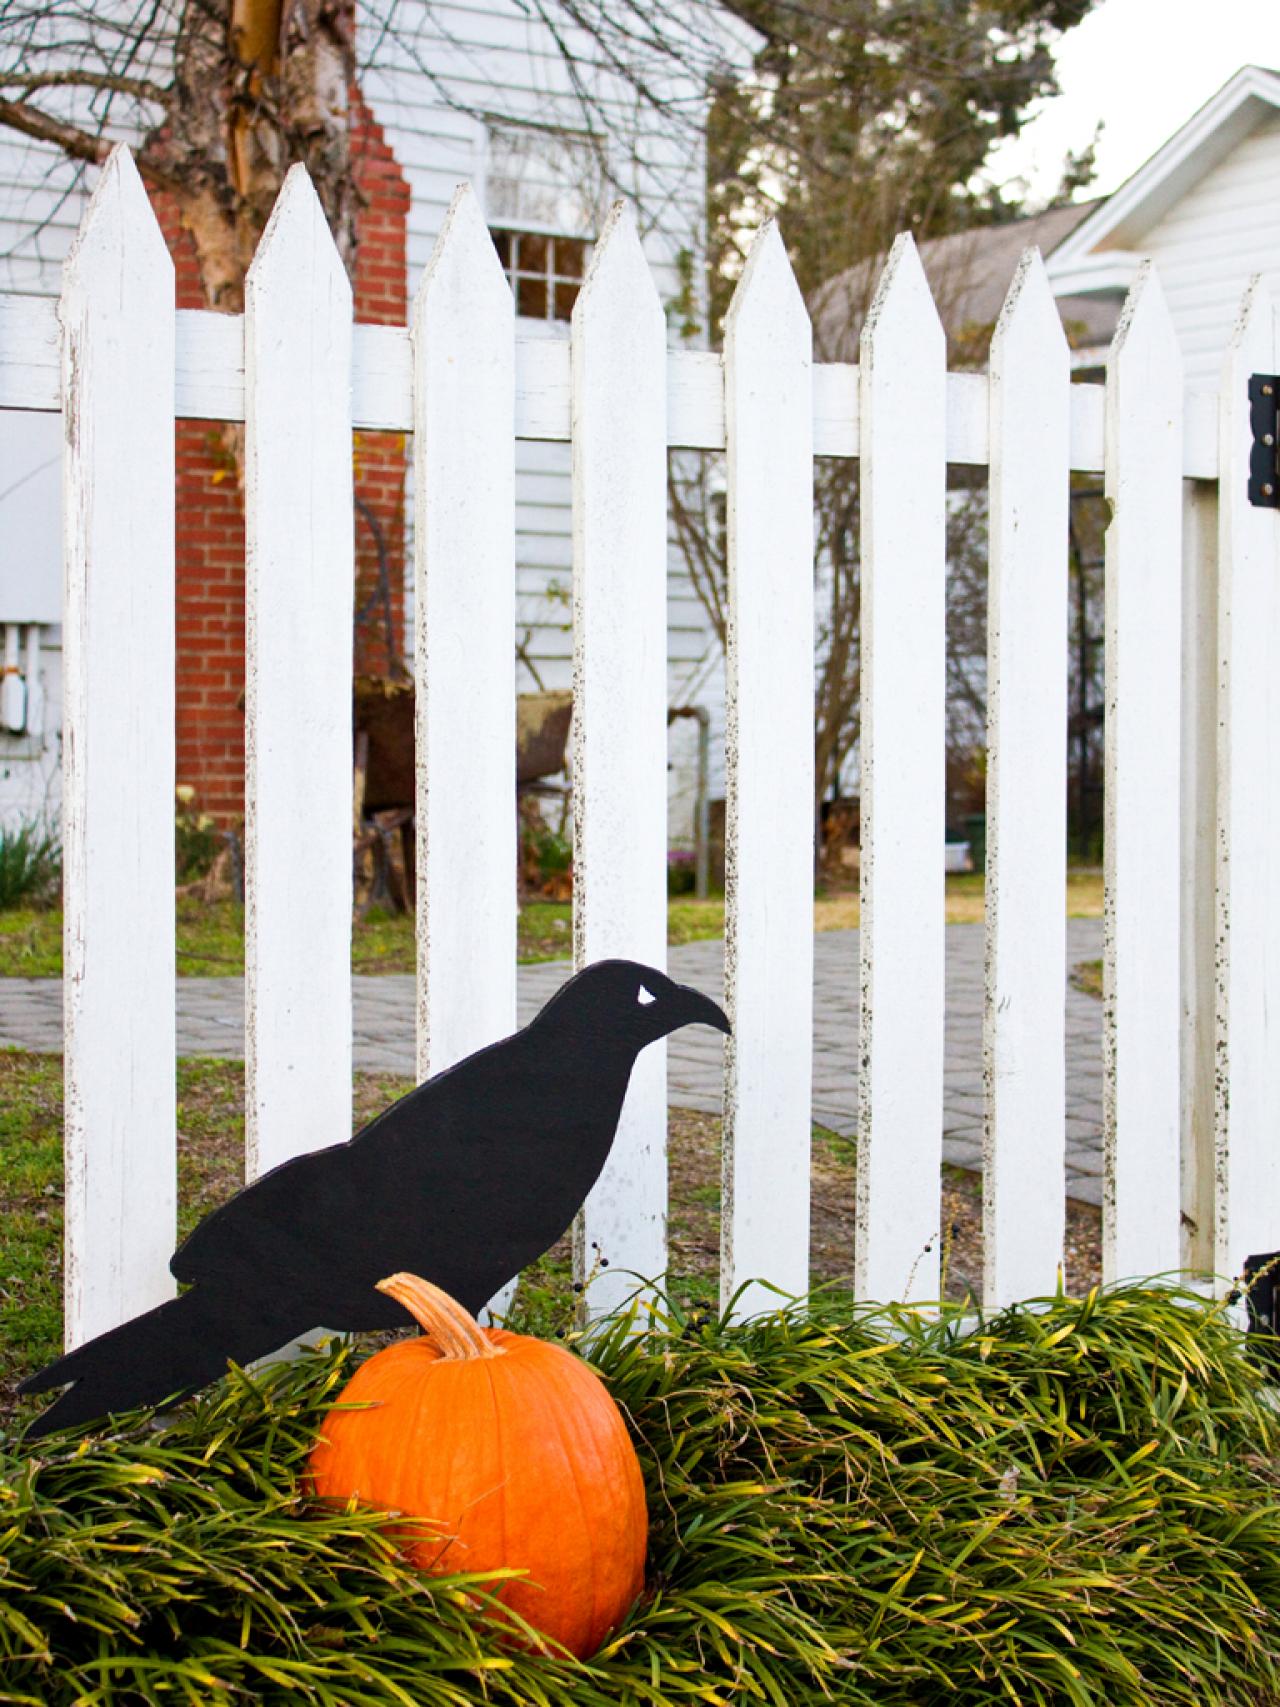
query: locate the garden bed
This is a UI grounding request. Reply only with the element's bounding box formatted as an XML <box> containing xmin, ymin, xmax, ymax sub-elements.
<box><xmin>3</xmin><ymin>1286</ymin><xmax>1279</xmax><ymax>1704</ymax></box>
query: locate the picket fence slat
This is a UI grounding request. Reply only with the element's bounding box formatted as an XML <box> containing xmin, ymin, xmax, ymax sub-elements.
<box><xmin>721</xmin><ymin>223</ymin><xmax>815</xmax><ymax>1315</ymax></box>
<box><xmin>983</xmin><ymin>251</ymin><xmax>1070</xmax><ymax>1308</ymax></box>
<box><xmin>413</xmin><ymin>186</ymin><xmax>517</xmax><ymax>1085</ymax></box>
<box><xmin>0</xmin><ymin>292</ymin><xmax>1223</xmax><ymax>479</ymax></box>
<box><xmin>243</xmin><ymin>166</ymin><xmax>354</xmax><ymax>1181</ymax></box>
<box><xmin>1214</xmin><ymin>278</ymin><xmax>1280</xmax><ymax>1286</ymax></box>
<box><xmin>856</xmin><ymin>236</ymin><xmax>947</xmax><ymax>1303</ymax></box>
<box><xmin>1102</xmin><ymin>264</ymin><xmax>1184</xmax><ymax>1282</ymax></box>
<box><xmin>570</xmin><ymin>203</ymin><xmax>669</xmax><ymax>1314</ymax></box>
<box><xmin>60</xmin><ymin>148</ymin><xmax>177</xmax><ymax>1347</ymax></box>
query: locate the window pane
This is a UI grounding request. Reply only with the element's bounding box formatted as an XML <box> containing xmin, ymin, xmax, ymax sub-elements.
<box><xmin>518</xmin><ymin>233</ymin><xmax>549</xmax><ymax>273</ymax></box>
<box><xmin>553</xmin><ymin>280</ymin><xmax>579</xmax><ymax>321</ymax></box>
<box><xmin>517</xmin><ymin>274</ymin><xmax>549</xmax><ymax>318</ymax></box>
<box><xmin>553</xmin><ymin>237</ymin><xmax>586</xmax><ymax>279</ymax></box>
<box><xmin>491</xmin><ymin>228</ymin><xmax>512</xmax><ymax>267</ymax></box>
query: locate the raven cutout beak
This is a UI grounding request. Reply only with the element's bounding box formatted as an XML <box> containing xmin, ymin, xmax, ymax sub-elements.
<box><xmin>675</xmin><ymin>984</ymin><xmax>731</xmax><ymax>1035</ymax></box>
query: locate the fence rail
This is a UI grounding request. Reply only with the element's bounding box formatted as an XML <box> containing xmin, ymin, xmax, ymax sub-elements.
<box><xmin>2</xmin><ymin>145</ymin><xmax>1278</xmax><ymax>1347</ymax></box>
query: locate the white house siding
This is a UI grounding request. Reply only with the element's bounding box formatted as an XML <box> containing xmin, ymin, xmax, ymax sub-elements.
<box><xmin>0</xmin><ymin>0</ymin><xmax>739</xmax><ymax>840</ymax></box>
<box><xmin>362</xmin><ymin>0</ymin><xmax>734</xmax><ymax>841</ymax></box>
<box><xmin>1137</xmin><ymin>112</ymin><xmax>1280</xmax><ymax>389</ymax></box>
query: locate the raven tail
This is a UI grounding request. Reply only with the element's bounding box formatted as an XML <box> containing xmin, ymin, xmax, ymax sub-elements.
<box><xmin>18</xmin><ymin>1289</ymin><xmax>285</xmax><ymax>1441</ymax></box>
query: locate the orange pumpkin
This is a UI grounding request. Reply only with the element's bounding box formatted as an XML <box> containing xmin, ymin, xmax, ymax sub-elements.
<box><xmin>308</xmin><ymin>1273</ymin><xmax>648</xmax><ymax>1658</ymax></box>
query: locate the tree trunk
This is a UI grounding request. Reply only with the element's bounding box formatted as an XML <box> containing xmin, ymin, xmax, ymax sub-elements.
<box><xmin>140</xmin><ymin>0</ymin><xmax>358</xmax><ymax>313</ymax></box>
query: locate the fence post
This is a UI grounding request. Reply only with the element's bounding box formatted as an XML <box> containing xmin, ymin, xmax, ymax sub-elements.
<box><xmin>721</xmin><ymin>222</ymin><xmax>814</xmax><ymax>1315</ymax></box>
<box><xmin>856</xmin><ymin>234</ymin><xmax>946</xmax><ymax>1303</ymax></box>
<box><xmin>1179</xmin><ymin>477</ymin><xmax>1218</xmax><ymax>1276</ymax></box>
<box><xmin>243</xmin><ymin>166</ymin><xmax>354</xmax><ymax>1181</ymax></box>
<box><xmin>1214</xmin><ymin>276</ymin><xmax>1280</xmax><ymax>1286</ymax></box>
<box><xmin>983</xmin><ymin>250</ymin><xmax>1070</xmax><ymax>1308</ymax></box>
<box><xmin>60</xmin><ymin>146</ymin><xmax>176</xmax><ymax>1348</ymax></box>
<box><xmin>570</xmin><ymin>203</ymin><xmax>669</xmax><ymax>1315</ymax></box>
<box><xmin>1102</xmin><ymin>263</ymin><xmax>1183</xmax><ymax>1282</ymax></box>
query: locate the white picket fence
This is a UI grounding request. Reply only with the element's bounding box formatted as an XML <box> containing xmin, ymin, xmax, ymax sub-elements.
<box><xmin>2</xmin><ymin>145</ymin><xmax>1279</xmax><ymax>1350</ymax></box>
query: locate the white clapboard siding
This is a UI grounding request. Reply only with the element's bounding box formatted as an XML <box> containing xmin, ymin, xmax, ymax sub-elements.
<box><xmin>721</xmin><ymin>223</ymin><xmax>815</xmax><ymax>1314</ymax></box>
<box><xmin>413</xmin><ymin>185</ymin><xmax>517</xmax><ymax>1082</ymax></box>
<box><xmin>983</xmin><ymin>251</ymin><xmax>1071</xmax><ymax>1308</ymax></box>
<box><xmin>1103</xmin><ymin>264</ymin><xmax>1184</xmax><ymax>1282</ymax></box>
<box><xmin>243</xmin><ymin>167</ymin><xmax>355</xmax><ymax>1181</ymax></box>
<box><xmin>856</xmin><ymin>235</ymin><xmax>947</xmax><ymax>1303</ymax></box>
<box><xmin>1214</xmin><ymin>278</ymin><xmax>1280</xmax><ymax>1285</ymax></box>
<box><xmin>570</xmin><ymin>203</ymin><xmax>669</xmax><ymax>1314</ymax></box>
<box><xmin>60</xmin><ymin>147</ymin><xmax>177</xmax><ymax>1347</ymax></box>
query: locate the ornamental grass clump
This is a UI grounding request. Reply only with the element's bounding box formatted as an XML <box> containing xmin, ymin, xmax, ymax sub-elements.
<box><xmin>2</xmin><ymin>1284</ymin><xmax>1280</xmax><ymax>1705</ymax></box>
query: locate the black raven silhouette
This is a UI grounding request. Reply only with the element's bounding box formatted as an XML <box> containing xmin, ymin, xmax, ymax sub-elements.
<box><xmin>21</xmin><ymin>959</ymin><xmax>729</xmax><ymax>1439</ymax></box>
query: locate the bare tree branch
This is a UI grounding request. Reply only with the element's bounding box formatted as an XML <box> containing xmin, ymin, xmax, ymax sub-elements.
<box><xmin>0</xmin><ymin>97</ymin><xmax>114</xmax><ymax>168</ymax></box>
<box><xmin>0</xmin><ymin>69</ymin><xmax>170</xmax><ymax>104</ymax></box>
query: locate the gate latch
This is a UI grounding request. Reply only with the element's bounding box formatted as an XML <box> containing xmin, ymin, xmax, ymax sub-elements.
<box><xmin>1250</xmin><ymin>374</ymin><xmax>1280</xmax><ymax>508</ymax></box>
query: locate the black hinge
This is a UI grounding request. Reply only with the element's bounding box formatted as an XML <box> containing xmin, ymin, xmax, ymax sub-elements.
<box><xmin>1242</xmin><ymin>1250</ymin><xmax>1280</xmax><ymax>1372</ymax></box>
<box><xmin>1250</xmin><ymin>374</ymin><xmax>1280</xmax><ymax>508</ymax></box>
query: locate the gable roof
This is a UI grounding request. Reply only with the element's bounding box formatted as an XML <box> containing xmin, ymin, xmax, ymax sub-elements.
<box><xmin>1046</xmin><ymin>64</ymin><xmax>1280</xmax><ymax>291</ymax></box>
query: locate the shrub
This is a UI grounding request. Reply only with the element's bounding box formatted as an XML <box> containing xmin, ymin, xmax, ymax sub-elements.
<box><xmin>175</xmin><ymin>786</ymin><xmax>222</xmax><ymax>882</ymax></box>
<box><xmin>666</xmin><ymin>847</ymin><xmax>696</xmax><ymax>895</ymax></box>
<box><xmin>0</xmin><ymin>817</ymin><xmax>60</xmax><ymax>909</ymax></box>
<box><xmin>3</xmin><ymin>1286</ymin><xmax>1280</xmax><ymax>1704</ymax></box>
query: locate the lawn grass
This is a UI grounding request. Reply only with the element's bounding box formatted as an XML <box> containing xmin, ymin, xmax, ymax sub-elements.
<box><xmin>0</xmin><ymin>871</ymin><xmax>1105</xmax><ymax>979</ymax></box>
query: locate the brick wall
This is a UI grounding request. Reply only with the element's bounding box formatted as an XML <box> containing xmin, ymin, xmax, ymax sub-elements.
<box><xmin>153</xmin><ymin>92</ymin><xmax>410</xmax><ymax>824</ymax></box>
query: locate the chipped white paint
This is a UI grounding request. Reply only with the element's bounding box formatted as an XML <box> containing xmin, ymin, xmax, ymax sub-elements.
<box><xmin>243</xmin><ymin>166</ymin><xmax>354</xmax><ymax>1181</ymax></box>
<box><xmin>60</xmin><ymin>148</ymin><xmax>176</xmax><ymax>1347</ymax></box>
<box><xmin>413</xmin><ymin>186</ymin><xmax>517</xmax><ymax>1083</ymax></box>
<box><xmin>1103</xmin><ymin>264</ymin><xmax>1184</xmax><ymax>1283</ymax></box>
<box><xmin>570</xmin><ymin>203</ymin><xmax>669</xmax><ymax>1315</ymax></box>
<box><xmin>856</xmin><ymin>236</ymin><xmax>947</xmax><ymax>1304</ymax></box>
<box><xmin>721</xmin><ymin>223</ymin><xmax>814</xmax><ymax>1315</ymax></box>
<box><xmin>983</xmin><ymin>252</ymin><xmax>1070</xmax><ymax>1308</ymax></box>
<box><xmin>1214</xmin><ymin>278</ymin><xmax>1280</xmax><ymax>1287</ymax></box>
<box><xmin>0</xmin><ymin>292</ymin><xmax>1225</xmax><ymax>479</ymax></box>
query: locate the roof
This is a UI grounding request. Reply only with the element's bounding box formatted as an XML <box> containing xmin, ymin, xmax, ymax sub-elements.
<box><xmin>811</xmin><ymin>200</ymin><xmax>1116</xmax><ymax>361</ymax></box>
<box><xmin>1046</xmin><ymin>65</ymin><xmax>1280</xmax><ymax>294</ymax></box>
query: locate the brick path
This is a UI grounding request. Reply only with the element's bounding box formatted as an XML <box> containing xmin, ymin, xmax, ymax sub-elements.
<box><xmin>0</xmin><ymin>919</ymin><xmax>1105</xmax><ymax>1204</ymax></box>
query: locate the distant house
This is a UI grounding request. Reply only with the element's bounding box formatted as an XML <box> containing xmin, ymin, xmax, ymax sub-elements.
<box><xmin>0</xmin><ymin>1</ymin><xmax>752</xmax><ymax>838</ymax></box>
<box><xmin>807</xmin><ymin>64</ymin><xmax>1280</xmax><ymax>840</ymax></box>
<box><xmin>817</xmin><ymin>64</ymin><xmax>1280</xmax><ymax>385</ymax></box>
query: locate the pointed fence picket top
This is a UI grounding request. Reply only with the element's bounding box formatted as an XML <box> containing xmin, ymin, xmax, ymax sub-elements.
<box><xmin>1215</xmin><ymin>277</ymin><xmax>1280</xmax><ymax>1287</ymax></box>
<box><xmin>1103</xmin><ymin>263</ymin><xmax>1183</xmax><ymax>1282</ymax></box>
<box><xmin>413</xmin><ymin>186</ymin><xmax>517</xmax><ymax>1086</ymax></box>
<box><xmin>570</xmin><ymin>202</ymin><xmax>669</xmax><ymax>1315</ymax></box>
<box><xmin>983</xmin><ymin>251</ymin><xmax>1071</xmax><ymax>1308</ymax></box>
<box><xmin>61</xmin><ymin>146</ymin><xmax>177</xmax><ymax>1348</ymax></box>
<box><xmin>244</xmin><ymin>166</ymin><xmax>355</xmax><ymax>1181</ymax></box>
<box><xmin>856</xmin><ymin>235</ymin><xmax>947</xmax><ymax>1303</ymax></box>
<box><xmin>721</xmin><ymin>222</ymin><xmax>814</xmax><ymax>1314</ymax></box>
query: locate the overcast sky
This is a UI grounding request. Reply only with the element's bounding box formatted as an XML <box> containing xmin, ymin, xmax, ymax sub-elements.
<box><xmin>985</xmin><ymin>0</ymin><xmax>1277</xmax><ymax>205</ymax></box>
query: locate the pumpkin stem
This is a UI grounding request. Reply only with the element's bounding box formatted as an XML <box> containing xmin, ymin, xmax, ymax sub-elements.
<box><xmin>376</xmin><ymin>1273</ymin><xmax>504</xmax><ymax>1360</ymax></box>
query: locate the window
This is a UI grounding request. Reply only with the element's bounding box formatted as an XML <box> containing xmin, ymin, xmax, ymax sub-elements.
<box><xmin>491</xmin><ymin>228</ymin><xmax>590</xmax><ymax>322</ymax></box>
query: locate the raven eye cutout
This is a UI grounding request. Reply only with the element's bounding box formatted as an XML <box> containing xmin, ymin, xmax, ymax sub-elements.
<box><xmin>637</xmin><ymin>985</ymin><xmax>656</xmax><ymax>1006</ymax></box>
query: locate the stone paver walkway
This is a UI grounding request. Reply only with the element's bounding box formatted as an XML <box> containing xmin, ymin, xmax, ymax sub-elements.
<box><xmin>0</xmin><ymin>919</ymin><xmax>1105</xmax><ymax>1203</ymax></box>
